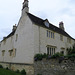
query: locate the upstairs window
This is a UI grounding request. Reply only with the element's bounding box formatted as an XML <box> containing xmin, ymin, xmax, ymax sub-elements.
<box><xmin>67</xmin><ymin>38</ymin><xmax>71</xmax><ymax>43</ymax></box>
<box><xmin>44</xmin><ymin>19</ymin><xmax>49</xmax><ymax>27</ymax></box>
<box><xmin>47</xmin><ymin>30</ymin><xmax>48</xmax><ymax>37</ymax></box>
<box><xmin>60</xmin><ymin>35</ymin><xmax>63</xmax><ymax>41</ymax></box>
<box><xmin>2</xmin><ymin>50</ymin><xmax>5</xmax><ymax>56</ymax></box>
<box><xmin>9</xmin><ymin>50</ymin><xmax>13</xmax><ymax>56</ymax></box>
<box><xmin>44</xmin><ymin>21</ymin><xmax>49</xmax><ymax>27</ymax></box>
<box><xmin>51</xmin><ymin>32</ymin><xmax>52</xmax><ymax>38</ymax></box>
<box><xmin>53</xmin><ymin>33</ymin><xmax>54</xmax><ymax>39</ymax></box>
<box><xmin>47</xmin><ymin>30</ymin><xmax>54</xmax><ymax>39</ymax></box>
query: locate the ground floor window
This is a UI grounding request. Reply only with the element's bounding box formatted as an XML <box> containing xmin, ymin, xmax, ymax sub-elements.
<box><xmin>61</xmin><ymin>51</ymin><xmax>64</xmax><ymax>55</ymax></box>
<box><xmin>46</xmin><ymin>46</ymin><xmax>56</xmax><ymax>56</ymax></box>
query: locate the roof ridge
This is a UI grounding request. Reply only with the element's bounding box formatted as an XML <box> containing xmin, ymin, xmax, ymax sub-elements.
<box><xmin>27</xmin><ymin>12</ymin><xmax>74</xmax><ymax>40</ymax></box>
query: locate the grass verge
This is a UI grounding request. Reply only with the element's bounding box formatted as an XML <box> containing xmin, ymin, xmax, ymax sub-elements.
<box><xmin>0</xmin><ymin>68</ymin><xmax>21</xmax><ymax>75</ymax></box>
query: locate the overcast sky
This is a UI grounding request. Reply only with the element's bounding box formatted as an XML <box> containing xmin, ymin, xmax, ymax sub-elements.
<box><xmin>0</xmin><ymin>0</ymin><xmax>75</xmax><ymax>41</ymax></box>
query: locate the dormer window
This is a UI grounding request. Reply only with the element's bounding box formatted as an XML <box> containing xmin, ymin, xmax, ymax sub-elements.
<box><xmin>44</xmin><ymin>19</ymin><xmax>49</xmax><ymax>27</ymax></box>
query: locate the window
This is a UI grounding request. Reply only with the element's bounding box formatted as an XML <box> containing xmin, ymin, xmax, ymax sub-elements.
<box><xmin>47</xmin><ymin>47</ymin><xmax>49</xmax><ymax>55</ymax></box>
<box><xmin>67</xmin><ymin>38</ymin><xmax>71</xmax><ymax>43</ymax></box>
<box><xmin>46</xmin><ymin>46</ymin><xmax>56</xmax><ymax>56</ymax></box>
<box><xmin>49</xmin><ymin>31</ymin><xmax>50</xmax><ymax>37</ymax></box>
<box><xmin>50</xmin><ymin>48</ymin><xmax>51</xmax><ymax>55</ymax></box>
<box><xmin>53</xmin><ymin>33</ymin><xmax>54</xmax><ymax>39</ymax></box>
<box><xmin>60</xmin><ymin>35</ymin><xmax>63</xmax><ymax>41</ymax></box>
<box><xmin>47</xmin><ymin>30</ymin><xmax>48</xmax><ymax>37</ymax></box>
<box><xmin>61</xmin><ymin>51</ymin><xmax>64</xmax><ymax>55</ymax></box>
<box><xmin>9</xmin><ymin>50</ymin><xmax>13</xmax><ymax>56</ymax></box>
<box><xmin>54</xmin><ymin>48</ymin><xmax>55</xmax><ymax>54</ymax></box>
<box><xmin>47</xmin><ymin>30</ymin><xmax>54</xmax><ymax>39</ymax></box>
<box><xmin>52</xmin><ymin>48</ymin><xmax>53</xmax><ymax>55</ymax></box>
<box><xmin>44</xmin><ymin>21</ymin><xmax>49</xmax><ymax>27</ymax></box>
<box><xmin>16</xmin><ymin>34</ymin><xmax>18</xmax><ymax>41</ymax></box>
<box><xmin>2</xmin><ymin>50</ymin><xmax>5</xmax><ymax>56</ymax></box>
<box><xmin>51</xmin><ymin>32</ymin><xmax>52</xmax><ymax>38</ymax></box>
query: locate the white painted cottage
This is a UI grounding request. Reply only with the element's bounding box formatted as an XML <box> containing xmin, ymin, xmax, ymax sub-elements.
<box><xmin>0</xmin><ymin>0</ymin><xmax>75</xmax><ymax>74</ymax></box>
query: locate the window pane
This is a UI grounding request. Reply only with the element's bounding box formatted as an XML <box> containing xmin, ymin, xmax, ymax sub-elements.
<box><xmin>52</xmin><ymin>48</ymin><xmax>53</xmax><ymax>55</ymax></box>
<box><xmin>51</xmin><ymin>32</ymin><xmax>52</xmax><ymax>38</ymax></box>
<box><xmin>54</xmin><ymin>48</ymin><xmax>55</xmax><ymax>54</ymax></box>
<box><xmin>47</xmin><ymin>30</ymin><xmax>48</xmax><ymax>37</ymax></box>
<box><xmin>53</xmin><ymin>33</ymin><xmax>54</xmax><ymax>39</ymax></box>
<box><xmin>49</xmin><ymin>31</ymin><xmax>50</xmax><ymax>38</ymax></box>
<box><xmin>50</xmin><ymin>48</ymin><xmax>51</xmax><ymax>55</ymax></box>
<box><xmin>47</xmin><ymin>47</ymin><xmax>49</xmax><ymax>55</ymax></box>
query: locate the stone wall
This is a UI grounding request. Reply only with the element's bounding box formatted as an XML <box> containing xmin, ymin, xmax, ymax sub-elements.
<box><xmin>0</xmin><ymin>62</ymin><xmax>34</xmax><ymax>75</ymax></box>
<box><xmin>34</xmin><ymin>58</ymin><xmax>75</xmax><ymax>75</ymax></box>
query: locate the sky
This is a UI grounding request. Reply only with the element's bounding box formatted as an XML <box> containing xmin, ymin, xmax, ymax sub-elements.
<box><xmin>0</xmin><ymin>0</ymin><xmax>75</xmax><ymax>41</ymax></box>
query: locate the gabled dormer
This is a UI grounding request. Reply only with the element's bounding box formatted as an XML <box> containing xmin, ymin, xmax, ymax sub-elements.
<box><xmin>44</xmin><ymin>19</ymin><xmax>49</xmax><ymax>27</ymax></box>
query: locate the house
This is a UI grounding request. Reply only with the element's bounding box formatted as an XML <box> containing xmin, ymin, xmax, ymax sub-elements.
<box><xmin>0</xmin><ymin>0</ymin><xmax>75</xmax><ymax>75</ymax></box>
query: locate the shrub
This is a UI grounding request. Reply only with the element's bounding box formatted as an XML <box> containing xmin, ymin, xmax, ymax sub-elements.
<box><xmin>34</xmin><ymin>54</ymin><xmax>43</xmax><ymax>61</ymax></box>
<box><xmin>42</xmin><ymin>53</ymin><xmax>48</xmax><ymax>58</ymax></box>
<box><xmin>0</xmin><ymin>65</ymin><xmax>3</xmax><ymax>68</ymax></box>
<box><xmin>21</xmin><ymin>69</ymin><xmax>26</xmax><ymax>75</ymax></box>
<box><xmin>52</xmin><ymin>52</ymin><xmax>64</xmax><ymax>58</ymax></box>
<box><xmin>37</xmin><ymin>74</ymin><xmax>42</xmax><ymax>75</ymax></box>
<box><xmin>6</xmin><ymin>67</ymin><xmax>9</xmax><ymax>70</ymax></box>
<box><xmin>67</xmin><ymin>44</ymin><xmax>75</xmax><ymax>55</ymax></box>
<box><xmin>65</xmin><ymin>54</ymin><xmax>75</xmax><ymax>58</ymax></box>
<box><xmin>15</xmin><ymin>69</ymin><xmax>20</xmax><ymax>73</ymax></box>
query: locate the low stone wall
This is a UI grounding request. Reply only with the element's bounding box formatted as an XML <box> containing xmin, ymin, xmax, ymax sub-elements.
<box><xmin>0</xmin><ymin>59</ymin><xmax>75</xmax><ymax>75</ymax></box>
<box><xmin>0</xmin><ymin>62</ymin><xmax>34</xmax><ymax>75</ymax></box>
<box><xmin>34</xmin><ymin>58</ymin><xmax>75</xmax><ymax>75</ymax></box>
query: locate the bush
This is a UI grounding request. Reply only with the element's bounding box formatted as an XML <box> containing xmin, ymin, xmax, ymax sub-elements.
<box><xmin>52</xmin><ymin>52</ymin><xmax>64</xmax><ymax>58</ymax></box>
<box><xmin>65</xmin><ymin>54</ymin><xmax>75</xmax><ymax>58</ymax></box>
<box><xmin>67</xmin><ymin>44</ymin><xmax>75</xmax><ymax>55</ymax></box>
<box><xmin>21</xmin><ymin>69</ymin><xmax>26</xmax><ymax>75</ymax></box>
<box><xmin>42</xmin><ymin>53</ymin><xmax>48</xmax><ymax>58</ymax></box>
<box><xmin>0</xmin><ymin>65</ymin><xmax>3</xmax><ymax>68</ymax></box>
<box><xmin>6</xmin><ymin>67</ymin><xmax>9</xmax><ymax>70</ymax></box>
<box><xmin>34</xmin><ymin>54</ymin><xmax>43</xmax><ymax>61</ymax></box>
<box><xmin>37</xmin><ymin>74</ymin><xmax>42</xmax><ymax>75</ymax></box>
<box><xmin>15</xmin><ymin>69</ymin><xmax>20</xmax><ymax>73</ymax></box>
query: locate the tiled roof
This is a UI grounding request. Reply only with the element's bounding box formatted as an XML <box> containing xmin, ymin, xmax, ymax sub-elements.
<box><xmin>27</xmin><ymin>13</ymin><xmax>74</xmax><ymax>40</ymax></box>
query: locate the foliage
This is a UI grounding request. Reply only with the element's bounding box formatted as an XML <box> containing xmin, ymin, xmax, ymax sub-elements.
<box><xmin>42</xmin><ymin>53</ymin><xmax>48</xmax><ymax>58</ymax></box>
<box><xmin>67</xmin><ymin>44</ymin><xmax>75</xmax><ymax>55</ymax></box>
<box><xmin>34</xmin><ymin>52</ymin><xmax>64</xmax><ymax>61</ymax></box>
<box><xmin>0</xmin><ymin>65</ymin><xmax>3</xmax><ymax>68</ymax></box>
<box><xmin>65</xmin><ymin>54</ymin><xmax>75</xmax><ymax>58</ymax></box>
<box><xmin>34</xmin><ymin>54</ymin><xmax>43</xmax><ymax>61</ymax></box>
<box><xmin>6</xmin><ymin>67</ymin><xmax>9</xmax><ymax>70</ymax></box>
<box><xmin>15</xmin><ymin>69</ymin><xmax>20</xmax><ymax>73</ymax></box>
<box><xmin>20</xmin><ymin>69</ymin><xmax>26</xmax><ymax>75</ymax></box>
<box><xmin>0</xmin><ymin>68</ymin><xmax>21</xmax><ymax>75</ymax></box>
<box><xmin>37</xmin><ymin>74</ymin><xmax>42</xmax><ymax>75</ymax></box>
<box><xmin>52</xmin><ymin>52</ymin><xmax>64</xmax><ymax>58</ymax></box>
